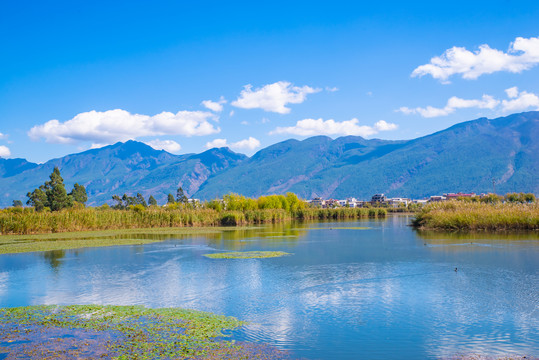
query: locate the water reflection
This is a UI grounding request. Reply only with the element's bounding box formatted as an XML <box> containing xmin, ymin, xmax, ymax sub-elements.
<box><xmin>0</xmin><ymin>217</ymin><xmax>538</xmax><ymax>360</ymax></box>
<box><xmin>41</xmin><ymin>250</ymin><xmax>66</xmax><ymax>271</ymax></box>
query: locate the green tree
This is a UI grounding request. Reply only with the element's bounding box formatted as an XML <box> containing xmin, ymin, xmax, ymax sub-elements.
<box><xmin>12</xmin><ymin>200</ymin><xmax>23</xmax><ymax>208</ymax></box>
<box><xmin>136</xmin><ymin>193</ymin><xmax>148</xmax><ymax>207</ymax></box>
<box><xmin>167</xmin><ymin>193</ymin><xmax>175</xmax><ymax>204</ymax></box>
<box><xmin>41</xmin><ymin>167</ymin><xmax>72</xmax><ymax>211</ymax></box>
<box><xmin>112</xmin><ymin>195</ymin><xmax>124</xmax><ymax>209</ymax></box>
<box><xmin>26</xmin><ymin>186</ymin><xmax>47</xmax><ymax>211</ymax></box>
<box><xmin>176</xmin><ymin>187</ymin><xmax>188</xmax><ymax>203</ymax></box>
<box><xmin>69</xmin><ymin>183</ymin><xmax>88</xmax><ymax>205</ymax></box>
<box><xmin>148</xmin><ymin>195</ymin><xmax>158</xmax><ymax>206</ymax></box>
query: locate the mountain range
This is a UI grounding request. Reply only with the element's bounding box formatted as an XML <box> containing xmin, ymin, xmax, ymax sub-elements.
<box><xmin>1</xmin><ymin>111</ymin><xmax>537</xmax><ymax>207</ymax></box>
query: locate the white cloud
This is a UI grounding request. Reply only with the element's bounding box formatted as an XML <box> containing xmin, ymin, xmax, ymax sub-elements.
<box><xmin>374</xmin><ymin>120</ymin><xmax>398</xmax><ymax>131</ymax></box>
<box><xmin>505</xmin><ymin>86</ymin><xmax>519</xmax><ymax>99</ymax></box>
<box><xmin>231</xmin><ymin>137</ymin><xmax>261</xmax><ymax>150</ymax></box>
<box><xmin>270</xmin><ymin>118</ymin><xmax>398</xmax><ymax>137</ymax></box>
<box><xmin>412</xmin><ymin>36</ymin><xmax>539</xmax><ymax>82</ymax></box>
<box><xmin>28</xmin><ymin>109</ymin><xmax>220</xmax><ymax>145</ymax></box>
<box><xmin>205</xmin><ymin>138</ymin><xmax>228</xmax><ymax>149</ymax></box>
<box><xmin>90</xmin><ymin>143</ymin><xmax>108</xmax><ymax>149</ymax></box>
<box><xmin>0</xmin><ymin>145</ymin><xmax>10</xmax><ymax>158</ymax></box>
<box><xmin>501</xmin><ymin>87</ymin><xmax>539</xmax><ymax>112</ymax></box>
<box><xmin>231</xmin><ymin>81</ymin><xmax>321</xmax><ymax>114</ymax></box>
<box><xmin>201</xmin><ymin>96</ymin><xmax>227</xmax><ymax>112</ymax></box>
<box><xmin>398</xmin><ymin>87</ymin><xmax>539</xmax><ymax>117</ymax></box>
<box><xmin>144</xmin><ymin>139</ymin><xmax>182</xmax><ymax>153</ymax></box>
<box><xmin>325</xmin><ymin>86</ymin><xmax>339</xmax><ymax>92</ymax></box>
<box><xmin>398</xmin><ymin>94</ymin><xmax>499</xmax><ymax>118</ymax></box>
<box><xmin>0</xmin><ymin>132</ymin><xmax>6</xmax><ymax>140</ymax></box>
<box><xmin>240</xmin><ymin>121</ymin><xmax>249</xmax><ymax>125</ymax></box>
<box><xmin>205</xmin><ymin>137</ymin><xmax>261</xmax><ymax>151</ymax></box>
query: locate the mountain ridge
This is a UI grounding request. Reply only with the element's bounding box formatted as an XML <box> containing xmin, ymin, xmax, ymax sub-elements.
<box><xmin>0</xmin><ymin>111</ymin><xmax>537</xmax><ymax>207</ymax></box>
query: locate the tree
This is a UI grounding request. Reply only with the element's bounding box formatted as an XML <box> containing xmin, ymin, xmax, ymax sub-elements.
<box><xmin>27</xmin><ymin>186</ymin><xmax>47</xmax><ymax>211</ymax></box>
<box><xmin>45</xmin><ymin>167</ymin><xmax>72</xmax><ymax>211</ymax></box>
<box><xmin>167</xmin><ymin>193</ymin><xmax>175</xmax><ymax>204</ymax></box>
<box><xmin>176</xmin><ymin>187</ymin><xmax>188</xmax><ymax>203</ymax></box>
<box><xmin>112</xmin><ymin>195</ymin><xmax>125</xmax><ymax>209</ymax></box>
<box><xmin>148</xmin><ymin>195</ymin><xmax>158</xmax><ymax>206</ymax></box>
<box><xmin>12</xmin><ymin>200</ymin><xmax>23</xmax><ymax>208</ymax></box>
<box><xmin>136</xmin><ymin>193</ymin><xmax>148</xmax><ymax>207</ymax></box>
<box><xmin>69</xmin><ymin>183</ymin><xmax>88</xmax><ymax>205</ymax></box>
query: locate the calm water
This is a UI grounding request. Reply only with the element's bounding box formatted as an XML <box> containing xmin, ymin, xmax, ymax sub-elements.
<box><xmin>1</xmin><ymin>216</ymin><xmax>538</xmax><ymax>359</ymax></box>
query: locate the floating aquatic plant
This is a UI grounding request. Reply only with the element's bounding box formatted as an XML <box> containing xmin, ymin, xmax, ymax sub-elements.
<box><xmin>204</xmin><ymin>251</ymin><xmax>291</xmax><ymax>259</ymax></box>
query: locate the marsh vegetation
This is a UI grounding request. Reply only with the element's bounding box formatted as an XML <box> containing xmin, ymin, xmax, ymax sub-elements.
<box><xmin>412</xmin><ymin>201</ymin><xmax>539</xmax><ymax>231</ymax></box>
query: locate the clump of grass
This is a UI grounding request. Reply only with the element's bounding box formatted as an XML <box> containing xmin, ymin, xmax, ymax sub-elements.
<box><xmin>293</xmin><ymin>207</ymin><xmax>386</xmax><ymax>220</ymax></box>
<box><xmin>204</xmin><ymin>251</ymin><xmax>291</xmax><ymax>259</ymax></box>
<box><xmin>412</xmin><ymin>201</ymin><xmax>539</xmax><ymax>231</ymax></box>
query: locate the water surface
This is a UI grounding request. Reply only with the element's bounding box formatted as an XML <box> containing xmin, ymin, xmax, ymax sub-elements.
<box><xmin>1</xmin><ymin>215</ymin><xmax>538</xmax><ymax>359</ymax></box>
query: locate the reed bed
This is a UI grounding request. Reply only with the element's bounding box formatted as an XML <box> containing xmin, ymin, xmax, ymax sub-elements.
<box><xmin>294</xmin><ymin>207</ymin><xmax>387</xmax><ymax>220</ymax></box>
<box><xmin>412</xmin><ymin>201</ymin><xmax>539</xmax><ymax>231</ymax></box>
<box><xmin>0</xmin><ymin>206</ymin><xmax>385</xmax><ymax>235</ymax></box>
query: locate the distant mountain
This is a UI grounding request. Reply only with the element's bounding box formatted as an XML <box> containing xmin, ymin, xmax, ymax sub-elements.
<box><xmin>0</xmin><ymin>111</ymin><xmax>537</xmax><ymax>207</ymax></box>
<box><xmin>0</xmin><ymin>141</ymin><xmax>247</xmax><ymax>206</ymax></box>
<box><xmin>196</xmin><ymin>111</ymin><xmax>538</xmax><ymax>199</ymax></box>
<box><xmin>0</xmin><ymin>158</ymin><xmax>38</xmax><ymax>178</ymax></box>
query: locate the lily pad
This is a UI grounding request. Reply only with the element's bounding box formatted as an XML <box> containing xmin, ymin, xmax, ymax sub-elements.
<box><xmin>204</xmin><ymin>251</ymin><xmax>291</xmax><ymax>259</ymax></box>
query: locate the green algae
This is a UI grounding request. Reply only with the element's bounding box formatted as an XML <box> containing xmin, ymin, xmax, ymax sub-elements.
<box><xmin>0</xmin><ymin>305</ymin><xmax>245</xmax><ymax>359</ymax></box>
<box><xmin>204</xmin><ymin>251</ymin><xmax>291</xmax><ymax>259</ymax></box>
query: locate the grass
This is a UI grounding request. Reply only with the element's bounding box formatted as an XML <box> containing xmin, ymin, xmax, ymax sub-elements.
<box><xmin>204</xmin><ymin>251</ymin><xmax>291</xmax><ymax>259</ymax></box>
<box><xmin>0</xmin><ymin>206</ymin><xmax>386</xmax><ymax>236</ymax></box>
<box><xmin>412</xmin><ymin>201</ymin><xmax>539</xmax><ymax>231</ymax></box>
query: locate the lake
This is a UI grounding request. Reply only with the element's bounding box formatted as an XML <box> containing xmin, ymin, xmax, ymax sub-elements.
<box><xmin>0</xmin><ymin>215</ymin><xmax>538</xmax><ymax>359</ymax></box>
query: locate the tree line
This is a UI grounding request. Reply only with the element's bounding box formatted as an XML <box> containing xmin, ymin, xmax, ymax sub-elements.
<box><xmin>13</xmin><ymin>167</ymin><xmax>538</xmax><ymax>212</ymax></box>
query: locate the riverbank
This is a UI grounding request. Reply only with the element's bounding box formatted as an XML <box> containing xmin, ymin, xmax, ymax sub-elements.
<box><xmin>0</xmin><ymin>226</ymin><xmax>239</xmax><ymax>254</ymax></box>
<box><xmin>0</xmin><ymin>207</ymin><xmax>387</xmax><ymax>235</ymax></box>
<box><xmin>412</xmin><ymin>201</ymin><xmax>539</xmax><ymax>231</ymax></box>
<box><xmin>0</xmin><ymin>305</ymin><xmax>291</xmax><ymax>359</ymax></box>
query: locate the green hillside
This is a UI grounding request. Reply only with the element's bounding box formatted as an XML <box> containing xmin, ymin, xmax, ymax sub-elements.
<box><xmin>0</xmin><ymin>111</ymin><xmax>537</xmax><ymax>207</ymax></box>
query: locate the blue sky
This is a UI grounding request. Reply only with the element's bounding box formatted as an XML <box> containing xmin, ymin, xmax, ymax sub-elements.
<box><xmin>1</xmin><ymin>0</ymin><xmax>539</xmax><ymax>163</ymax></box>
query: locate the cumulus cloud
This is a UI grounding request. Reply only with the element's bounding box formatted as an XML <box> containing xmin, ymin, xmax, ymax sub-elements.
<box><xmin>28</xmin><ymin>109</ymin><xmax>220</xmax><ymax>145</ymax></box>
<box><xmin>270</xmin><ymin>118</ymin><xmax>398</xmax><ymax>137</ymax></box>
<box><xmin>398</xmin><ymin>87</ymin><xmax>539</xmax><ymax>117</ymax></box>
<box><xmin>374</xmin><ymin>120</ymin><xmax>398</xmax><ymax>131</ymax></box>
<box><xmin>231</xmin><ymin>81</ymin><xmax>321</xmax><ymax>114</ymax></box>
<box><xmin>205</xmin><ymin>138</ymin><xmax>228</xmax><ymax>149</ymax></box>
<box><xmin>0</xmin><ymin>145</ymin><xmax>10</xmax><ymax>158</ymax></box>
<box><xmin>398</xmin><ymin>94</ymin><xmax>499</xmax><ymax>118</ymax></box>
<box><xmin>201</xmin><ymin>96</ymin><xmax>227</xmax><ymax>112</ymax></box>
<box><xmin>412</xmin><ymin>36</ymin><xmax>539</xmax><ymax>82</ymax></box>
<box><xmin>144</xmin><ymin>139</ymin><xmax>182</xmax><ymax>153</ymax></box>
<box><xmin>501</xmin><ymin>87</ymin><xmax>539</xmax><ymax>112</ymax></box>
<box><xmin>231</xmin><ymin>137</ymin><xmax>261</xmax><ymax>150</ymax></box>
<box><xmin>325</xmin><ymin>86</ymin><xmax>339</xmax><ymax>92</ymax></box>
<box><xmin>205</xmin><ymin>137</ymin><xmax>261</xmax><ymax>151</ymax></box>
